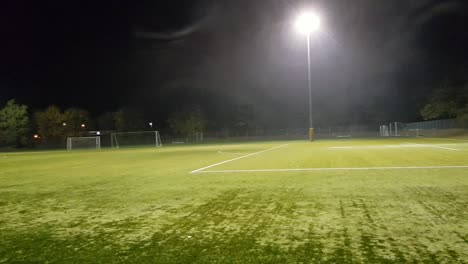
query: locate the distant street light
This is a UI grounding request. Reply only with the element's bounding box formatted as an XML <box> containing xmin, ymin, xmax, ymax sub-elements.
<box><xmin>81</xmin><ymin>124</ymin><xmax>86</xmax><ymax>128</ymax></box>
<box><xmin>62</xmin><ymin>122</ymin><xmax>67</xmax><ymax>126</ymax></box>
<box><xmin>295</xmin><ymin>11</ymin><xmax>321</xmax><ymax>141</ymax></box>
<box><xmin>149</xmin><ymin>122</ymin><xmax>153</xmax><ymax>128</ymax></box>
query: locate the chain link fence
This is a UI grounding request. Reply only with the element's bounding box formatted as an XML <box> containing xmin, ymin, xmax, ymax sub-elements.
<box><xmin>400</xmin><ymin>119</ymin><xmax>467</xmax><ymax>138</ymax></box>
<box><xmin>405</xmin><ymin>119</ymin><xmax>459</xmax><ymax>130</ymax></box>
<box><xmin>162</xmin><ymin>125</ymin><xmax>382</xmax><ymax>144</ymax></box>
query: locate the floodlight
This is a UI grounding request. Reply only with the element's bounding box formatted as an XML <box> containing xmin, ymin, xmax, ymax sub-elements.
<box><xmin>294</xmin><ymin>11</ymin><xmax>322</xmax><ymax>141</ymax></box>
<box><xmin>295</xmin><ymin>12</ymin><xmax>321</xmax><ymax>35</ymax></box>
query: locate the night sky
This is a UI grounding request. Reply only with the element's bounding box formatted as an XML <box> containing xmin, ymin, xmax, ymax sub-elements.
<box><xmin>1</xmin><ymin>0</ymin><xmax>468</xmax><ymax>128</ymax></box>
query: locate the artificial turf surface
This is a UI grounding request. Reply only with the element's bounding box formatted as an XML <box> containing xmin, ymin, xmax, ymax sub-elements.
<box><xmin>0</xmin><ymin>138</ymin><xmax>467</xmax><ymax>263</ymax></box>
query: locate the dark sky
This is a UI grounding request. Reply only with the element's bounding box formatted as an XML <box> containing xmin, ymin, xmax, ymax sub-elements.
<box><xmin>1</xmin><ymin>0</ymin><xmax>468</xmax><ymax>128</ymax></box>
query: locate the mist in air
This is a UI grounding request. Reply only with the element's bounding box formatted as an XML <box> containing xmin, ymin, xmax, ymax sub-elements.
<box><xmin>2</xmin><ymin>0</ymin><xmax>468</xmax><ymax>129</ymax></box>
<box><xmin>128</xmin><ymin>0</ymin><xmax>468</xmax><ymax>129</ymax></box>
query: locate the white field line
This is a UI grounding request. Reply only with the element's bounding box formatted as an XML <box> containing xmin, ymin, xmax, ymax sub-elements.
<box><xmin>404</xmin><ymin>142</ymin><xmax>461</xmax><ymax>151</ymax></box>
<box><xmin>195</xmin><ymin>165</ymin><xmax>468</xmax><ymax>174</ymax></box>
<box><xmin>420</xmin><ymin>143</ymin><xmax>468</xmax><ymax>146</ymax></box>
<box><xmin>424</xmin><ymin>138</ymin><xmax>468</xmax><ymax>142</ymax></box>
<box><xmin>190</xmin><ymin>144</ymin><xmax>289</xmax><ymax>174</ymax></box>
<box><xmin>330</xmin><ymin>144</ymin><xmax>417</xmax><ymax>149</ymax></box>
<box><xmin>217</xmin><ymin>150</ymin><xmax>248</xmax><ymax>155</ymax></box>
<box><xmin>330</xmin><ymin>143</ymin><xmax>465</xmax><ymax>150</ymax></box>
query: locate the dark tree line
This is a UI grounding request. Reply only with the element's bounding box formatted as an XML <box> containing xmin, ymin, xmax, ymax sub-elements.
<box><xmin>6</xmin><ymin>82</ymin><xmax>467</xmax><ymax>149</ymax></box>
<box><xmin>0</xmin><ymin>102</ymin><xmax>148</xmax><ymax>147</ymax></box>
<box><xmin>0</xmin><ymin>99</ymin><xmax>29</xmax><ymax>147</ymax></box>
<box><xmin>0</xmin><ymin>101</ymin><xmax>212</xmax><ymax>148</ymax></box>
<box><xmin>420</xmin><ymin>82</ymin><xmax>468</xmax><ymax>127</ymax></box>
<box><xmin>0</xmin><ymin>99</ymin><xmax>263</xmax><ymax>148</ymax></box>
<box><xmin>1</xmin><ymin>85</ymin><xmax>467</xmax><ymax>148</ymax></box>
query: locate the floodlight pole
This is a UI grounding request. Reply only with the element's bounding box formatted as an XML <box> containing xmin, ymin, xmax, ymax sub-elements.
<box><xmin>307</xmin><ymin>35</ymin><xmax>313</xmax><ymax>128</ymax></box>
<box><xmin>306</xmin><ymin>34</ymin><xmax>314</xmax><ymax>141</ymax></box>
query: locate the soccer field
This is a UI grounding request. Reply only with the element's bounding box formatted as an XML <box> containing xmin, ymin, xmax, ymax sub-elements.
<box><xmin>1</xmin><ymin>138</ymin><xmax>467</xmax><ymax>263</ymax></box>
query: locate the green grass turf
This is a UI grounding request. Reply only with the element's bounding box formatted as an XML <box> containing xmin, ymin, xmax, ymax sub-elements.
<box><xmin>0</xmin><ymin>138</ymin><xmax>467</xmax><ymax>263</ymax></box>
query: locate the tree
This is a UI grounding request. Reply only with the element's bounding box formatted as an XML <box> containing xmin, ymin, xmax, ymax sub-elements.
<box><xmin>97</xmin><ymin>111</ymin><xmax>115</xmax><ymax>131</ymax></box>
<box><xmin>420</xmin><ymin>101</ymin><xmax>458</xmax><ymax>120</ymax></box>
<box><xmin>34</xmin><ymin>106</ymin><xmax>66</xmax><ymax>140</ymax></box>
<box><xmin>420</xmin><ymin>84</ymin><xmax>468</xmax><ymax>121</ymax></box>
<box><xmin>114</xmin><ymin>108</ymin><xmax>145</xmax><ymax>131</ymax></box>
<box><xmin>0</xmin><ymin>99</ymin><xmax>29</xmax><ymax>146</ymax></box>
<box><xmin>168</xmin><ymin>106</ymin><xmax>206</xmax><ymax>140</ymax></box>
<box><xmin>457</xmin><ymin>106</ymin><xmax>468</xmax><ymax>128</ymax></box>
<box><xmin>64</xmin><ymin>108</ymin><xmax>90</xmax><ymax>135</ymax></box>
<box><xmin>232</xmin><ymin>104</ymin><xmax>255</xmax><ymax>136</ymax></box>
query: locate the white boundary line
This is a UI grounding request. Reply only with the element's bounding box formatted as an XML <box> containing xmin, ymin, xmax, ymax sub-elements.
<box><xmin>425</xmin><ymin>138</ymin><xmax>468</xmax><ymax>142</ymax></box>
<box><xmin>329</xmin><ymin>144</ymin><xmax>418</xmax><ymax>149</ymax></box>
<box><xmin>194</xmin><ymin>165</ymin><xmax>468</xmax><ymax>174</ymax></box>
<box><xmin>190</xmin><ymin>144</ymin><xmax>289</xmax><ymax>174</ymax></box>
<box><xmin>404</xmin><ymin>142</ymin><xmax>461</xmax><ymax>151</ymax></box>
<box><xmin>330</xmin><ymin>143</ymin><xmax>466</xmax><ymax>150</ymax></box>
<box><xmin>217</xmin><ymin>150</ymin><xmax>248</xmax><ymax>155</ymax></box>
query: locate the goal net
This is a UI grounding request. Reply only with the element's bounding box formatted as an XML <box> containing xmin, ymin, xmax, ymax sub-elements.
<box><xmin>380</xmin><ymin>122</ymin><xmax>416</xmax><ymax>137</ymax></box>
<box><xmin>67</xmin><ymin>136</ymin><xmax>101</xmax><ymax>151</ymax></box>
<box><xmin>111</xmin><ymin>131</ymin><xmax>162</xmax><ymax>148</ymax></box>
<box><xmin>379</xmin><ymin>125</ymin><xmax>390</xmax><ymax>136</ymax></box>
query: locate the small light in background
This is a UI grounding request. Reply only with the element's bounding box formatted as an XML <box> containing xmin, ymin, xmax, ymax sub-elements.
<box><xmin>33</xmin><ymin>134</ymin><xmax>40</xmax><ymax>139</ymax></box>
<box><xmin>96</xmin><ymin>131</ymin><xmax>101</xmax><ymax>135</ymax></box>
<box><xmin>149</xmin><ymin>122</ymin><xmax>153</xmax><ymax>128</ymax></box>
<box><xmin>81</xmin><ymin>124</ymin><xmax>86</xmax><ymax>128</ymax></box>
<box><xmin>62</xmin><ymin>122</ymin><xmax>67</xmax><ymax>126</ymax></box>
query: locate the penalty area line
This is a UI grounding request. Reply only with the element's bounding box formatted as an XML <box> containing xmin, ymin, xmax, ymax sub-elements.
<box><xmin>195</xmin><ymin>165</ymin><xmax>468</xmax><ymax>174</ymax></box>
<box><xmin>190</xmin><ymin>144</ymin><xmax>289</xmax><ymax>174</ymax></box>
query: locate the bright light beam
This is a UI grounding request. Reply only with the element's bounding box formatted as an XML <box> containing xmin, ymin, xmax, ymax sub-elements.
<box><xmin>294</xmin><ymin>11</ymin><xmax>322</xmax><ymax>141</ymax></box>
<box><xmin>295</xmin><ymin>12</ymin><xmax>321</xmax><ymax>35</ymax></box>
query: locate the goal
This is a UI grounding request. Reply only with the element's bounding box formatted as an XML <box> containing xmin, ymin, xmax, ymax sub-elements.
<box><xmin>67</xmin><ymin>136</ymin><xmax>101</xmax><ymax>151</ymax></box>
<box><xmin>379</xmin><ymin>125</ymin><xmax>390</xmax><ymax>136</ymax></box>
<box><xmin>111</xmin><ymin>131</ymin><xmax>162</xmax><ymax>148</ymax></box>
<box><xmin>380</xmin><ymin>122</ymin><xmax>412</xmax><ymax>137</ymax></box>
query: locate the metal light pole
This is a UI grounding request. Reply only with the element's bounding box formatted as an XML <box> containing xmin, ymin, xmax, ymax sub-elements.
<box><xmin>295</xmin><ymin>12</ymin><xmax>320</xmax><ymax>141</ymax></box>
<box><xmin>306</xmin><ymin>34</ymin><xmax>313</xmax><ymax>132</ymax></box>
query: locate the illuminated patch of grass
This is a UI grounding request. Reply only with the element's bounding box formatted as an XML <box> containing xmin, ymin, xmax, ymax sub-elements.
<box><xmin>0</xmin><ymin>138</ymin><xmax>467</xmax><ymax>263</ymax></box>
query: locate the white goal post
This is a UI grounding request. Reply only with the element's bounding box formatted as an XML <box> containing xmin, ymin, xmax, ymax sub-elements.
<box><xmin>67</xmin><ymin>136</ymin><xmax>101</xmax><ymax>151</ymax></box>
<box><xmin>379</xmin><ymin>125</ymin><xmax>390</xmax><ymax>136</ymax></box>
<box><xmin>380</xmin><ymin>122</ymin><xmax>416</xmax><ymax>137</ymax></box>
<box><xmin>111</xmin><ymin>131</ymin><xmax>162</xmax><ymax>148</ymax></box>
